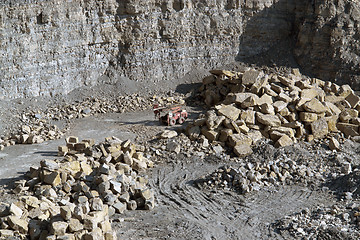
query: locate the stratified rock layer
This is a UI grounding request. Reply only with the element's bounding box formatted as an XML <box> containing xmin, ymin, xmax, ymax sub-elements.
<box><xmin>1</xmin><ymin>0</ymin><xmax>360</xmax><ymax>98</ymax></box>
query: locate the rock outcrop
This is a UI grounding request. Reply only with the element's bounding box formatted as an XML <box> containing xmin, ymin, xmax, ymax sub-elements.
<box><xmin>1</xmin><ymin>0</ymin><xmax>360</xmax><ymax>99</ymax></box>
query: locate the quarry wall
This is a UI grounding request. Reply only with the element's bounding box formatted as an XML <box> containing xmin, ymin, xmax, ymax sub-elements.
<box><xmin>0</xmin><ymin>0</ymin><xmax>359</xmax><ymax>99</ymax></box>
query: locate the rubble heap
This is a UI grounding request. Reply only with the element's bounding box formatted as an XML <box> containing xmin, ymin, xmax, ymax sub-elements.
<box><xmin>0</xmin><ymin>136</ymin><xmax>155</xmax><ymax>240</ymax></box>
<box><xmin>1</xmin><ymin>92</ymin><xmax>186</xmax><ymax>150</ymax></box>
<box><xmin>274</xmin><ymin>203</ymin><xmax>360</xmax><ymax>239</ymax></box>
<box><xmin>196</xmin><ymin>158</ymin><xmax>324</xmax><ymax>194</ymax></box>
<box><xmin>186</xmin><ymin>68</ymin><xmax>360</xmax><ymax>157</ymax></box>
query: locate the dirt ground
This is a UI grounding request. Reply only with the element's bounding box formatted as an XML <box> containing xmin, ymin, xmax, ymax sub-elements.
<box><xmin>0</xmin><ymin>103</ymin><xmax>347</xmax><ymax>240</ymax></box>
<box><xmin>1</xmin><ymin>67</ymin><xmax>360</xmax><ymax>239</ymax></box>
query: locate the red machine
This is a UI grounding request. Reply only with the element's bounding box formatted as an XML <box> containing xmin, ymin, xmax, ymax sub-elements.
<box><xmin>153</xmin><ymin>104</ymin><xmax>188</xmax><ymax>126</ymax></box>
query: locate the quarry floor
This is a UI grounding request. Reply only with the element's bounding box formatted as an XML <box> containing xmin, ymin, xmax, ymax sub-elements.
<box><xmin>0</xmin><ymin>108</ymin><xmax>337</xmax><ymax>240</ymax></box>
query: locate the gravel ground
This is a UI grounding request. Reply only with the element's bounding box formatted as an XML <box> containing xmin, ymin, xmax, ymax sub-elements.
<box><xmin>1</xmin><ymin>67</ymin><xmax>360</xmax><ymax>239</ymax></box>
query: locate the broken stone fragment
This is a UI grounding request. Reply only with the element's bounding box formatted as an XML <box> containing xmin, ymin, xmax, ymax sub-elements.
<box><xmin>233</xmin><ymin>144</ymin><xmax>253</xmax><ymax>158</ymax></box>
<box><xmin>216</xmin><ymin>104</ymin><xmax>241</xmax><ymax>121</ymax></box>
<box><xmin>7</xmin><ymin>216</ymin><xmax>28</xmax><ymax>234</ymax></box>
<box><xmin>66</xmin><ymin>136</ymin><xmax>79</xmax><ymax>144</ymax></box>
<box><xmin>158</xmin><ymin>130</ymin><xmax>178</xmax><ymax>139</ymax></box>
<box><xmin>224</xmin><ymin>92</ymin><xmax>258</xmax><ymax>105</ymax></box>
<box><xmin>43</xmin><ymin>170</ymin><xmax>61</xmax><ymax>186</ymax></box>
<box><xmin>274</xmin><ymin>135</ymin><xmax>294</xmax><ymax>148</ymax></box>
<box><xmin>299</xmin><ymin>112</ymin><xmax>318</xmax><ymax>123</ymax></box>
<box><xmin>9</xmin><ymin>203</ymin><xmax>23</xmax><ymax>217</ymax></box>
<box><xmin>241</xmin><ymin>69</ymin><xmax>263</xmax><ymax>86</ymax></box>
<box><xmin>311</xmin><ymin>118</ymin><xmax>329</xmax><ymax>139</ymax></box>
<box><xmin>228</xmin><ymin>134</ymin><xmax>252</xmax><ymax>147</ymax></box>
<box><xmin>345</xmin><ymin>92</ymin><xmax>360</xmax><ymax>108</ymax></box>
<box><xmin>300</xmin><ymin>88</ymin><xmax>318</xmax><ymax>99</ymax></box>
<box><xmin>256</xmin><ymin>113</ymin><xmax>281</xmax><ymax>127</ymax></box>
<box><xmin>273</xmin><ymin>101</ymin><xmax>288</xmax><ymax>113</ymax></box>
<box><xmin>329</xmin><ymin>137</ymin><xmax>340</xmax><ymax>151</ymax></box>
<box><xmin>240</xmin><ymin>110</ymin><xmax>256</xmax><ymax>125</ymax></box>
<box><xmin>303</xmin><ymin>98</ymin><xmax>327</xmax><ymax>113</ymax></box>
<box><xmin>337</xmin><ymin>122</ymin><xmax>359</xmax><ymax>137</ymax></box>
<box><xmin>201</xmin><ymin>128</ymin><xmax>218</xmax><ymax>142</ymax></box>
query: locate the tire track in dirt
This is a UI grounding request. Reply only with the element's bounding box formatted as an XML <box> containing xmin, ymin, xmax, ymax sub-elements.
<box><xmin>137</xmin><ymin>158</ymin><xmax>337</xmax><ymax>240</ymax></box>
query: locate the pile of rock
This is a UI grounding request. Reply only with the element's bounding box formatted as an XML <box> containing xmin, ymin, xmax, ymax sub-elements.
<box><xmin>45</xmin><ymin>94</ymin><xmax>185</xmax><ymax>121</ymax></box>
<box><xmin>196</xmin><ymin>157</ymin><xmax>324</xmax><ymax>194</ymax></box>
<box><xmin>1</xmin><ymin>92</ymin><xmax>186</xmax><ymax>151</ymax></box>
<box><xmin>274</xmin><ymin>203</ymin><xmax>360</xmax><ymax>239</ymax></box>
<box><xmin>11</xmin><ymin>124</ymin><xmax>64</xmax><ymax>146</ymax></box>
<box><xmin>187</xmin><ymin>68</ymin><xmax>360</xmax><ymax>157</ymax></box>
<box><xmin>0</xmin><ymin>136</ymin><xmax>155</xmax><ymax>239</ymax></box>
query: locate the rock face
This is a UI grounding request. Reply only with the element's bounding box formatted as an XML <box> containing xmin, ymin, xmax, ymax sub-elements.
<box><xmin>1</xmin><ymin>0</ymin><xmax>360</xmax><ymax>99</ymax></box>
<box><xmin>294</xmin><ymin>0</ymin><xmax>360</xmax><ymax>89</ymax></box>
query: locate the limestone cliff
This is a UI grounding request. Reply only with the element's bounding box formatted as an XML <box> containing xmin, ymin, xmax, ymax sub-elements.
<box><xmin>1</xmin><ymin>0</ymin><xmax>360</xmax><ymax>99</ymax></box>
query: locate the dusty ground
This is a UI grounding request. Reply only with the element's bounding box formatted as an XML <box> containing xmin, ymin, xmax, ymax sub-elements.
<box><xmin>1</xmin><ymin>68</ymin><xmax>360</xmax><ymax>239</ymax></box>
<box><xmin>0</xmin><ymin>108</ymin><xmax>337</xmax><ymax>240</ymax></box>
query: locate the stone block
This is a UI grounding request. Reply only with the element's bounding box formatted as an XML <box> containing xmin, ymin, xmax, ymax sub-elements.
<box><xmin>299</xmin><ymin>112</ymin><xmax>318</xmax><ymax>122</ymax></box>
<box><xmin>113</xmin><ymin>201</ymin><xmax>126</xmax><ymax>214</ymax></box>
<box><xmin>240</xmin><ymin>110</ymin><xmax>256</xmax><ymax>124</ymax></box>
<box><xmin>83</xmin><ymin>228</ymin><xmax>103</xmax><ymax>240</ymax></box>
<box><xmin>0</xmin><ymin>229</ymin><xmax>14</xmax><ymax>238</ymax></box>
<box><xmin>186</xmin><ymin>125</ymin><xmax>201</xmax><ymax>140</ymax></box>
<box><xmin>337</xmin><ymin>123</ymin><xmax>359</xmax><ymax>137</ymax></box>
<box><xmin>257</xmin><ymin>94</ymin><xmax>273</xmax><ymax>106</ymax></box>
<box><xmin>256</xmin><ymin>113</ymin><xmax>281</xmax><ymax>127</ymax></box>
<box><xmin>7</xmin><ymin>216</ymin><xmax>28</xmax><ymax>234</ymax></box>
<box><xmin>66</xmin><ymin>136</ymin><xmax>79</xmax><ymax>144</ymax></box>
<box><xmin>311</xmin><ymin>118</ymin><xmax>329</xmax><ymax>139</ymax></box>
<box><xmin>346</xmin><ymin>92</ymin><xmax>360</xmax><ymax>108</ymax></box>
<box><xmin>43</xmin><ymin>170</ymin><xmax>61</xmax><ymax>186</ymax></box>
<box><xmin>201</xmin><ymin>128</ymin><xmax>218</xmax><ymax>142</ymax></box>
<box><xmin>329</xmin><ymin>137</ymin><xmax>340</xmax><ymax>151</ymax></box>
<box><xmin>9</xmin><ymin>203</ymin><xmax>23</xmax><ymax>217</ymax></box>
<box><xmin>241</xmin><ymin>96</ymin><xmax>258</xmax><ymax>108</ymax></box>
<box><xmin>132</xmin><ymin>159</ymin><xmax>148</xmax><ymax>172</ymax></box>
<box><xmin>259</xmin><ymin>103</ymin><xmax>275</xmax><ymax>115</ymax></box>
<box><xmin>219</xmin><ymin>129</ymin><xmax>233</xmax><ymax>142</ymax></box>
<box><xmin>104</xmin><ymin>231</ymin><xmax>117</xmax><ymax>240</ymax></box>
<box><xmin>75</xmin><ymin>142</ymin><xmax>90</xmax><ymax>151</ymax></box>
<box><xmin>270</xmin><ymin>83</ymin><xmax>283</xmax><ymax>94</ymax></box>
<box><xmin>80</xmin><ymin>162</ymin><xmax>93</xmax><ymax>175</ymax></box>
<box><xmin>301</xmin><ymin>88</ymin><xmax>318</xmax><ymax>99</ymax></box>
<box><xmin>250</xmin><ymin>75</ymin><xmax>268</xmax><ymax>94</ymax></box>
<box><xmin>60</xmin><ymin>206</ymin><xmax>72</xmax><ymax>221</ymax></box>
<box><xmin>274</xmin><ymin>135</ymin><xmax>294</xmax><ymax>148</ymax></box>
<box><xmin>224</xmin><ymin>93</ymin><xmax>258</xmax><ymax>105</ymax></box>
<box><xmin>216</xmin><ymin>104</ymin><xmax>241</xmax><ymax>121</ymax></box>
<box><xmin>278</xmin><ymin>76</ymin><xmax>294</xmax><ymax>87</ymax></box>
<box><xmin>233</xmin><ymin>144</ymin><xmax>253</xmax><ymax>158</ymax></box>
<box><xmin>210</xmin><ymin>69</ymin><xmax>235</xmax><ymax>77</ymax></box>
<box><xmin>228</xmin><ymin>134</ymin><xmax>252</xmax><ymax>147</ymax></box>
<box><xmin>339</xmin><ymin>109</ymin><xmax>358</xmax><ymax>123</ymax></box>
<box><xmin>303</xmin><ymin>98</ymin><xmax>327</xmax><ymax>113</ymax></box>
<box><xmin>273</xmin><ymin>101</ymin><xmax>287</xmax><ymax>113</ymax></box>
<box><xmin>278</xmin><ymin>92</ymin><xmax>293</xmax><ymax>103</ymax></box>
<box><xmin>242</xmin><ymin>69</ymin><xmax>263</xmax><ymax>86</ymax></box>
<box><xmin>323</xmin><ymin>102</ymin><xmax>341</xmax><ymax>116</ymax></box>
<box><xmin>90</xmin><ymin>198</ymin><xmax>104</xmax><ymax>212</ymax></box>
<box><xmin>68</xmin><ymin>218</ymin><xmax>84</xmax><ymax>233</ymax></box>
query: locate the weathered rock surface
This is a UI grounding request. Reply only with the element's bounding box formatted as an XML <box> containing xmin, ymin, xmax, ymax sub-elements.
<box><xmin>2</xmin><ymin>0</ymin><xmax>360</xmax><ymax>99</ymax></box>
